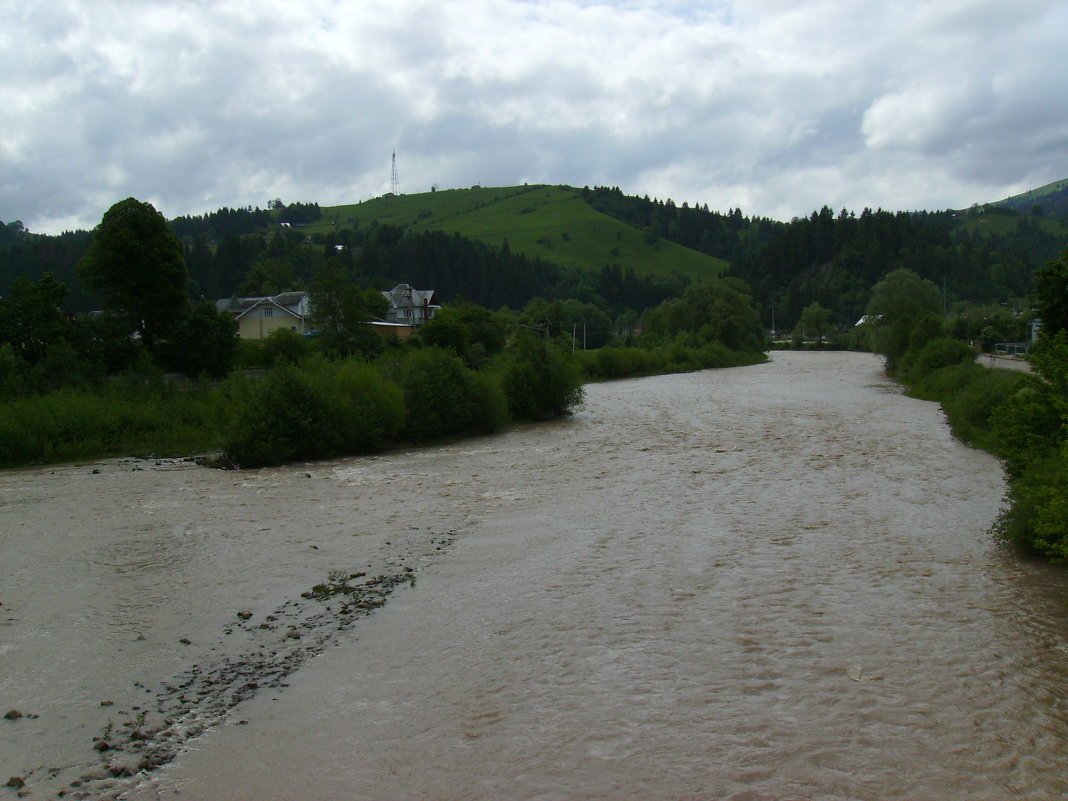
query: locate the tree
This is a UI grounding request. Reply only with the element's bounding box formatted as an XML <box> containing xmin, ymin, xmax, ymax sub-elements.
<box><xmin>0</xmin><ymin>274</ymin><xmax>70</xmax><ymax>363</ymax></box>
<box><xmin>157</xmin><ymin>300</ymin><xmax>239</xmax><ymax>378</ymax></box>
<box><xmin>309</xmin><ymin>258</ymin><xmax>367</xmax><ymax>334</ymax></box>
<box><xmin>501</xmin><ymin>332</ymin><xmax>584</xmax><ymax>421</ymax></box>
<box><xmin>519</xmin><ymin>297</ymin><xmax>613</xmax><ymax>350</ymax></box>
<box><xmin>416</xmin><ymin>302</ymin><xmax>509</xmax><ymax>367</ymax></box>
<box><xmin>641</xmin><ymin>279</ymin><xmax>765</xmax><ymax>353</ymax></box>
<box><xmin>307</xmin><ymin>258</ymin><xmax>385</xmax><ymax>358</ymax></box>
<box><xmin>1034</xmin><ymin>248</ymin><xmax>1068</xmax><ymax>338</ymax></box>
<box><xmin>76</xmin><ymin>198</ymin><xmax>190</xmax><ymax>349</ymax></box>
<box><xmin>799</xmin><ymin>302</ymin><xmax>832</xmax><ymax>343</ymax></box>
<box><xmin>865</xmin><ymin>268</ymin><xmax>941</xmax><ymax>367</ymax></box>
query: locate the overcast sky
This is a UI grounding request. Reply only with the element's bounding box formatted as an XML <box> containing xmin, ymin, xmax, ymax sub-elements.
<box><xmin>2</xmin><ymin>0</ymin><xmax>1066</xmax><ymax>234</ymax></box>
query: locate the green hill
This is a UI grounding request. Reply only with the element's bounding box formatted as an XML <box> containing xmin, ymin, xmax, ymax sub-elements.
<box><xmin>311</xmin><ymin>184</ymin><xmax>728</xmax><ymax>283</ymax></box>
<box><xmin>955</xmin><ymin>208</ymin><xmax>1068</xmax><ymax>239</ymax></box>
<box><xmin>990</xmin><ymin>177</ymin><xmax>1068</xmax><ymax>218</ymax></box>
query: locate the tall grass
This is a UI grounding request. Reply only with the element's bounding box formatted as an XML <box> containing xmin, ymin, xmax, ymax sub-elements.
<box><xmin>0</xmin><ymin>380</ymin><xmax>222</xmax><ymax>467</ymax></box>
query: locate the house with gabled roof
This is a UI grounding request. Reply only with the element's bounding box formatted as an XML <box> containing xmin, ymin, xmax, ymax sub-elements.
<box><xmin>381</xmin><ymin>283</ymin><xmax>439</xmax><ymax>326</ymax></box>
<box><xmin>216</xmin><ymin>291</ymin><xmax>312</xmax><ymax>339</ymax></box>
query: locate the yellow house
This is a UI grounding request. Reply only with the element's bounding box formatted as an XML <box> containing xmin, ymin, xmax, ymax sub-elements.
<box><xmin>216</xmin><ymin>291</ymin><xmax>313</xmax><ymax>339</ymax></box>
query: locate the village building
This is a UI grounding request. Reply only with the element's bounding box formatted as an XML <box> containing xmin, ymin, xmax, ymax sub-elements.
<box><xmin>215</xmin><ymin>291</ymin><xmax>312</xmax><ymax>339</ymax></box>
<box><xmin>381</xmin><ymin>283</ymin><xmax>439</xmax><ymax>326</ymax></box>
<box><xmin>217</xmin><ymin>284</ymin><xmax>439</xmax><ymax>341</ymax></box>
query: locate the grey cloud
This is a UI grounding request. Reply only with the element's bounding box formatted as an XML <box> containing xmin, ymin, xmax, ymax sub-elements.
<box><xmin>2</xmin><ymin>0</ymin><xmax>1065</xmax><ymax>233</ymax></box>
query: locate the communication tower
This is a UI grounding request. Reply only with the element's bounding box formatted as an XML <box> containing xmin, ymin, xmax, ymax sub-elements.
<box><xmin>390</xmin><ymin>150</ymin><xmax>399</xmax><ymax>196</ymax></box>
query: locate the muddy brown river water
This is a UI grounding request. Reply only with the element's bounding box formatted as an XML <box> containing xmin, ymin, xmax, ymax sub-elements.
<box><xmin>2</xmin><ymin>351</ymin><xmax>1067</xmax><ymax>800</ymax></box>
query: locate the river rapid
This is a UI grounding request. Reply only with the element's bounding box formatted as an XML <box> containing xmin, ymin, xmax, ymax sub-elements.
<box><xmin>3</xmin><ymin>351</ymin><xmax>1067</xmax><ymax>800</ymax></box>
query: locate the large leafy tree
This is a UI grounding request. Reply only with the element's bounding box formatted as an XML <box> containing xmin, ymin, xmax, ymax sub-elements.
<box><xmin>308</xmin><ymin>257</ymin><xmax>387</xmax><ymax>357</ymax></box>
<box><xmin>799</xmin><ymin>302</ymin><xmax>832</xmax><ymax>343</ymax></box>
<box><xmin>416</xmin><ymin>302</ymin><xmax>509</xmax><ymax>368</ymax></box>
<box><xmin>641</xmin><ymin>278</ymin><xmax>765</xmax><ymax>352</ymax></box>
<box><xmin>156</xmin><ymin>300</ymin><xmax>239</xmax><ymax>378</ymax></box>
<box><xmin>865</xmin><ymin>268</ymin><xmax>941</xmax><ymax>367</ymax></box>
<box><xmin>77</xmin><ymin>197</ymin><xmax>190</xmax><ymax>349</ymax></box>
<box><xmin>1034</xmin><ymin>248</ymin><xmax>1068</xmax><ymax>337</ymax></box>
<box><xmin>0</xmin><ymin>273</ymin><xmax>69</xmax><ymax>363</ymax></box>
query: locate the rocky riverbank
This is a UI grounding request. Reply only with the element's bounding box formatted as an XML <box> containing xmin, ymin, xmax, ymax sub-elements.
<box><xmin>73</xmin><ymin>572</ymin><xmax>422</xmax><ymax>798</ymax></box>
<box><xmin>0</xmin><ymin>454</ymin><xmax>474</xmax><ymax>800</ymax></box>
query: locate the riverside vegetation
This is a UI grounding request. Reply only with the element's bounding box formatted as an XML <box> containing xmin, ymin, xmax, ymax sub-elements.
<box><xmin>3</xmin><ymin>189</ymin><xmax>1067</xmax><ymax>563</ymax></box>
<box><xmin>0</xmin><ymin>321</ymin><xmax>765</xmax><ymax>470</ymax></box>
<box><xmin>0</xmin><ymin>199</ymin><xmax>767</xmax><ymax>470</ymax></box>
<box><xmin>860</xmin><ymin>252</ymin><xmax>1068</xmax><ymax>561</ymax></box>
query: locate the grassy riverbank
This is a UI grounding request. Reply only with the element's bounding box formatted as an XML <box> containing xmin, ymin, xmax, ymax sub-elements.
<box><xmin>891</xmin><ymin>334</ymin><xmax>1068</xmax><ymax>561</ymax></box>
<box><xmin>0</xmin><ymin>338</ymin><xmax>581</xmax><ymax>469</ymax></box>
<box><xmin>0</xmin><ymin>379</ymin><xmax>224</xmax><ymax>466</ymax></box>
<box><xmin>0</xmin><ymin>340</ymin><xmax>765</xmax><ymax>470</ymax></box>
<box><xmin>574</xmin><ymin>340</ymin><xmax>765</xmax><ymax>381</ymax></box>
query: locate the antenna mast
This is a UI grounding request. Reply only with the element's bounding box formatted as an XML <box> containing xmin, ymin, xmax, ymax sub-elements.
<box><xmin>390</xmin><ymin>150</ymin><xmax>399</xmax><ymax>196</ymax></box>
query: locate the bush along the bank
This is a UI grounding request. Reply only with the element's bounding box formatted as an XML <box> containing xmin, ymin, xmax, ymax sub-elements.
<box><xmin>220</xmin><ymin>357</ymin><xmax>405</xmax><ymax>468</ymax></box>
<box><xmin>888</xmin><ymin>327</ymin><xmax>1068</xmax><ymax>561</ymax></box>
<box><xmin>220</xmin><ymin>338</ymin><xmax>582</xmax><ymax>468</ymax></box>
<box><xmin>905</xmin><ymin>360</ymin><xmax>1026</xmax><ymax>451</ymax></box>
<box><xmin>574</xmin><ymin>339</ymin><xmax>766</xmax><ymax>381</ymax></box>
<box><xmin>392</xmin><ymin>347</ymin><xmax>508</xmax><ymax>442</ymax></box>
<box><xmin>989</xmin><ymin>332</ymin><xmax>1068</xmax><ymax>560</ymax></box>
<box><xmin>500</xmin><ymin>332</ymin><xmax>585</xmax><ymax>421</ymax></box>
<box><xmin>1</xmin><ymin>332</ymin><xmax>764</xmax><ymax>469</ymax></box>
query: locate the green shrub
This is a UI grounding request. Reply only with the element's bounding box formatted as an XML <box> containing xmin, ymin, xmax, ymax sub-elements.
<box><xmin>262</xmin><ymin>328</ymin><xmax>314</xmax><ymax>366</ymax></box>
<box><xmin>574</xmin><ymin>341</ymin><xmax>765</xmax><ymax>382</ymax></box>
<box><xmin>394</xmin><ymin>347</ymin><xmax>506</xmax><ymax>441</ymax></box>
<box><xmin>909</xmin><ymin>363</ymin><xmax>1024</xmax><ymax>449</ymax></box>
<box><xmin>907</xmin><ymin>337</ymin><xmax>975</xmax><ymax>378</ymax></box>
<box><xmin>500</xmin><ymin>334</ymin><xmax>584</xmax><ymax>421</ymax></box>
<box><xmin>221</xmin><ymin>357</ymin><xmax>406</xmax><ymax>467</ymax></box>
<box><xmin>991</xmin><ymin>384</ymin><xmax>1065</xmax><ymax>473</ymax></box>
<box><xmin>994</xmin><ymin>453</ymin><xmax>1068</xmax><ymax>561</ymax></box>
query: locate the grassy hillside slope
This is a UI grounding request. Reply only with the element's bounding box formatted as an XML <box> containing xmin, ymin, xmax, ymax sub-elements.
<box><xmin>312</xmin><ymin>185</ymin><xmax>728</xmax><ymax>283</ymax></box>
<box><xmin>955</xmin><ymin>211</ymin><xmax>1068</xmax><ymax>239</ymax></box>
<box><xmin>991</xmin><ymin>177</ymin><xmax>1068</xmax><ymax>218</ymax></box>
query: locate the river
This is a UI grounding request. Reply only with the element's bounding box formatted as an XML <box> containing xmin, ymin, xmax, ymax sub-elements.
<box><xmin>2</xmin><ymin>351</ymin><xmax>1066</xmax><ymax>800</ymax></box>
